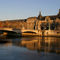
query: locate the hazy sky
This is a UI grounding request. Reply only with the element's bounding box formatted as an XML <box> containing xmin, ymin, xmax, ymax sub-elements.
<box><xmin>0</xmin><ymin>0</ymin><xmax>60</xmax><ymax>20</ymax></box>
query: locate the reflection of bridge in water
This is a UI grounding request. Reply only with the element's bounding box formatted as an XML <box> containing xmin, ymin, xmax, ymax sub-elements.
<box><xmin>0</xmin><ymin>39</ymin><xmax>12</xmax><ymax>46</ymax></box>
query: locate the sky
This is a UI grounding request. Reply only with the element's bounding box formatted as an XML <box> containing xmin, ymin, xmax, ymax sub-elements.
<box><xmin>0</xmin><ymin>0</ymin><xmax>60</xmax><ymax>21</ymax></box>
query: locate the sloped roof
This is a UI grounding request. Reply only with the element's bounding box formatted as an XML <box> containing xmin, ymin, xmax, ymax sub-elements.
<box><xmin>27</xmin><ymin>17</ymin><xmax>37</xmax><ymax>19</ymax></box>
<box><xmin>3</xmin><ymin>19</ymin><xmax>27</xmax><ymax>22</ymax></box>
<box><xmin>39</xmin><ymin>15</ymin><xmax>60</xmax><ymax>20</ymax></box>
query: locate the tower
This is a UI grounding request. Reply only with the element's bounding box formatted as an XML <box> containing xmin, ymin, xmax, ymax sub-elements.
<box><xmin>39</xmin><ymin>11</ymin><xmax>41</xmax><ymax>15</ymax></box>
<box><xmin>57</xmin><ymin>9</ymin><xmax>60</xmax><ymax>16</ymax></box>
<box><xmin>59</xmin><ymin>9</ymin><xmax>60</xmax><ymax>14</ymax></box>
<box><xmin>38</xmin><ymin>11</ymin><xmax>42</xmax><ymax>20</ymax></box>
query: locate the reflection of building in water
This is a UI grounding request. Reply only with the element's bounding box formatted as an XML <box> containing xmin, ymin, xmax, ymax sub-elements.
<box><xmin>21</xmin><ymin>40</ymin><xmax>41</xmax><ymax>50</ymax></box>
<box><xmin>20</xmin><ymin>37</ymin><xmax>60</xmax><ymax>54</ymax></box>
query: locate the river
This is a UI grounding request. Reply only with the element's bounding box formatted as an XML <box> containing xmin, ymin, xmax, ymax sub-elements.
<box><xmin>0</xmin><ymin>36</ymin><xmax>60</xmax><ymax>60</ymax></box>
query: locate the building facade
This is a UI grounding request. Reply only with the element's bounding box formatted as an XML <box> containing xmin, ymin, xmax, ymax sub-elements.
<box><xmin>26</xmin><ymin>9</ymin><xmax>60</xmax><ymax>30</ymax></box>
<box><xmin>0</xmin><ymin>9</ymin><xmax>60</xmax><ymax>31</ymax></box>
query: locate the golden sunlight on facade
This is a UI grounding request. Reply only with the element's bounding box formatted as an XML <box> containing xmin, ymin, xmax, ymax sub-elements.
<box><xmin>0</xmin><ymin>9</ymin><xmax>60</xmax><ymax>36</ymax></box>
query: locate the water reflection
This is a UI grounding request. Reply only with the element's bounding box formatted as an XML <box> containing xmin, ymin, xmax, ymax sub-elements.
<box><xmin>0</xmin><ymin>37</ymin><xmax>60</xmax><ymax>54</ymax></box>
<box><xmin>20</xmin><ymin>37</ymin><xmax>60</xmax><ymax>54</ymax></box>
<box><xmin>0</xmin><ymin>39</ymin><xmax>12</xmax><ymax>46</ymax></box>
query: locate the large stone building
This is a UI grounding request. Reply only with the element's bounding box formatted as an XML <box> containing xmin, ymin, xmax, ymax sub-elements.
<box><xmin>26</xmin><ymin>9</ymin><xmax>60</xmax><ymax>30</ymax></box>
<box><xmin>0</xmin><ymin>9</ymin><xmax>60</xmax><ymax>31</ymax></box>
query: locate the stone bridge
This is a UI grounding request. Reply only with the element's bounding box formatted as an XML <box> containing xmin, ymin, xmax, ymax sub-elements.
<box><xmin>0</xmin><ymin>28</ymin><xmax>21</xmax><ymax>33</ymax></box>
<box><xmin>0</xmin><ymin>28</ymin><xmax>22</xmax><ymax>36</ymax></box>
<box><xmin>0</xmin><ymin>28</ymin><xmax>39</xmax><ymax>35</ymax></box>
<box><xmin>0</xmin><ymin>28</ymin><xmax>59</xmax><ymax>36</ymax></box>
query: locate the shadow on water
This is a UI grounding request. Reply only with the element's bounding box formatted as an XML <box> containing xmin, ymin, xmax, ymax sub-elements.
<box><xmin>0</xmin><ymin>40</ymin><xmax>10</xmax><ymax>44</ymax></box>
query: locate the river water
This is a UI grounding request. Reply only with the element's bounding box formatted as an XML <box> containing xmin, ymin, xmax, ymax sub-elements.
<box><xmin>0</xmin><ymin>36</ymin><xmax>60</xmax><ymax>60</ymax></box>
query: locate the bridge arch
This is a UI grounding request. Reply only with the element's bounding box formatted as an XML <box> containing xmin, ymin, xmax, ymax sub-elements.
<box><xmin>22</xmin><ymin>31</ymin><xmax>37</xmax><ymax>34</ymax></box>
<box><xmin>0</xmin><ymin>30</ymin><xmax>17</xmax><ymax>33</ymax></box>
<box><xmin>21</xmin><ymin>30</ymin><xmax>38</xmax><ymax>34</ymax></box>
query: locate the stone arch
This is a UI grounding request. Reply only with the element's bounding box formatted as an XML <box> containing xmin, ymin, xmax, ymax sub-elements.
<box><xmin>22</xmin><ymin>31</ymin><xmax>37</xmax><ymax>34</ymax></box>
<box><xmin>45</xmin><ymin>16</ymin><xmax>50</xmax><ymax>22</ymax></box>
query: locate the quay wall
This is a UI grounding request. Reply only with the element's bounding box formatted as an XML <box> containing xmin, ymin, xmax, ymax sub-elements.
<box><xmin>22</xmin><ymin>30</ymin><xmax>60</xmax><ymax>37</ymax></box>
